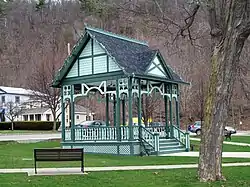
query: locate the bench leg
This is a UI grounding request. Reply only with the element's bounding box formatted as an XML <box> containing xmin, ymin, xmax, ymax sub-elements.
<box><xmin>35</xmin><ymin>161</ymin><xmax>37</xmax><ymax>174</ymax></box>
<box><xmin>81</xmin><ymin>160</ymin><xmax>84</xmax><ymax>173</ymax></box>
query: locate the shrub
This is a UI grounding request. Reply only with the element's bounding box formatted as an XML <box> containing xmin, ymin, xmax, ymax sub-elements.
<box><xmin>0</xmin><ymin>121</ymin><xmax>61</xmax><ymax>130</ymax></box>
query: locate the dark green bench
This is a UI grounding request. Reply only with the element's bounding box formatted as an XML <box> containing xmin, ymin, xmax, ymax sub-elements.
<box><xmin>34</xmin><ymin>148</ymin><xmax>84</xmax><ymax>174</ymax></box>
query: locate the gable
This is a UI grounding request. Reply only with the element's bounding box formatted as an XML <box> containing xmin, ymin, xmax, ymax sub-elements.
<box><xmin>146</xmin><ymin>56</ymin><xmax>169</xmax><ymax>78</ymax></box>
<box><xmin>66</xmin><ymin>38</ymin><xmax>121</xmax><ymax>78</ymax></box>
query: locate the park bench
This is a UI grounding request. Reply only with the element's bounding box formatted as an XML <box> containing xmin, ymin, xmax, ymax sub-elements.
<box><xmin>34</xmin><ymin>148</ymin><xmax>84</xmax><ymax>174</ymax></box>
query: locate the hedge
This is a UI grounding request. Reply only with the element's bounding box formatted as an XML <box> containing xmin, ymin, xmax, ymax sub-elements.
<box><xmin>0</xmin><ymin>121</ymin><xmax>61</xmax><ymax>130</ymax></box>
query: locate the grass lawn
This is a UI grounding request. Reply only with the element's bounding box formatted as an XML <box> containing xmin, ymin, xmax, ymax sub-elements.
<box><xmin>0</xmin><ymin>167</ymin><xmax>250</xmax><ymax>187</ymax></box>
<box><xmin>0</xmin><ymin>130</ymin><xmax>57</xmax><ymax>134</ymax></box>
<box><xmin>0</xmin><ymin>140</ymin><xmax>250</xmax><ymax>169</ymax></box>
<box><xmin>190</xmin><ymin>140</ymin><xmax>250</xmax><ymax>152</ymax></box>
<box><xmin>230</xmin><ymin>136</ymin><xmax>250</xmax><ymax>144</ymax></box>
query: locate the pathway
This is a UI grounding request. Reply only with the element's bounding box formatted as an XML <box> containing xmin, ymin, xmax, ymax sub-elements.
<box><xmin>161</xmin><ymin>151</ymin><xmax>250</xmax><ymax>158</ymax></box>
<box><xmin>0</xmin><ymin>133</ymin><xmax>61</xmax><ymax>143</ymax></box>
<box><xmin>190</xmin><ymin>137</ymin><xmax>250</xmax><ymax>147</ymax></box>
<box><xmin>0</xmin><ymin>162</ymin><xmax>249</xmax><ymax>176</ymax></box>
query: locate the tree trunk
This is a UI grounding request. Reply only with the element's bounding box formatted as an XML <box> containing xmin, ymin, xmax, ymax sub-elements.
<box><xmin>11</xmin><ymin>121</ymin><xmax>14</xmax><ymax>131</ymax></box>
<box><xmin>198</xmin><ymin>28</ymin><xmax>249</xmax><ymax>181</ymax></box>
<box><xmin>52</xmin><ymin>111</ymin><xmax>57</xmax><ymax>131</ymax></box>
<box><xmin>53</xmin><ymin>120</ymin><xmax>57</xmax><ymax>132</ymax></box>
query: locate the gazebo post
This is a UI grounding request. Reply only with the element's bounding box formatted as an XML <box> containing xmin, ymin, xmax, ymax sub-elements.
<box><xmin>176</xmin><ymin>85</ymin><xmax>180</xmax><ymax>129</ymax></box>
<box><xmin>128</xmin><ymin>77</ymin><xmax>133</xmax><ymax>141</ymax></box>
<box><xmin>113</xmin><ymin>94</ymin><xmax>116</xmax><ymax>127</ymax></box>
<box><xmin>122</xmin><ymin>98</ymin><xmax>125</xmax><ymax>126</ymax></box>
<box><xmin>116</xmin><ymin>80</ymin><xmax>121</xmax><ymax>141</ymax></box>
<box><xmin>105</xmin><ymin>93</ymin><xmax>109</xmax><ymax>126</ymax></box>
<box><xmin>164</xmin><ymin>84</ymin><xmax>168</xmax><ymax>138</ymax></box>
<box><xmin>138</xmin><ymin>79</ymin><xmax>142</xmax><ymax>127</ymax></box>
<box><xmin>61</xmin><ymin>89</ymin><xmax>65</xmax><ymax>141</ymax></box>
<box><xmin>70</xmin><ymin>85</ymin><xmax>75</xmax><ymax>142</ymax></box>
<box><xmin>169</xmin><ymin>84</ymin><xmax>173</xmax><ymax>138</ymax></box>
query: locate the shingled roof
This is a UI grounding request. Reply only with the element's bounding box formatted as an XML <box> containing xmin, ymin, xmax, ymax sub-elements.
<box><xmin>52</xmin><ymin>26</ymin><xmax>188</xmax><ymax>87</ymax></box>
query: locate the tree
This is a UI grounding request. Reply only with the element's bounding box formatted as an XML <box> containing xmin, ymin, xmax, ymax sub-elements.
<box><xmin>28</xmin><ymin>60</ymin><xmax>61</xmax><ymax>131</ymax></box>
<box><xmin>120</xmin><ymin>0</ymin><xmax>250</xmax><ymax>182</ymax></box>
<box><xmin>5</xmin><ymin>102</ymin><xmax>22</xmax><ymax>130</ymax></box>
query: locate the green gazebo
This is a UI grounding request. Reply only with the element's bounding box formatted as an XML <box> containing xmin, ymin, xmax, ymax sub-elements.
<box><xmin>53</xmin><ymin>26</ymin><xmax>190</xmax><ymax>156</ymax></box>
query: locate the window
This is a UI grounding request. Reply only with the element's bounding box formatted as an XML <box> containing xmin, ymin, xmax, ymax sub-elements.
<box><xmin>15</xmin><ymin>96</ymin><xmax>20</xmax><ymax>104</ymax></box>
<box><xmin>35</xmin><ymin>114</ymin><xmax>41</xmax><ymax>121</ymax></box>
<box><xmin>76</xmin><ymin>115</ymin><xmax>80</xmax><ymax>120</ymax></box>
<box><xmin>1</xmin><ymin>96</ymin><xmax>5</xmax><ymax>103</ymax></box>
<box><xmin>23</xmin><ymin>115</ymin><xmax>28</xmax><ymax>121</ymax></box>
<box><xmin>29</xmin><ymin>115</ymin><xmax>34</xmax><ymax>121</ymax></box>
<box><xmin>46</xmin><ymin>114</ymin><xmax>51</xmax><ymax>121</ymax></box>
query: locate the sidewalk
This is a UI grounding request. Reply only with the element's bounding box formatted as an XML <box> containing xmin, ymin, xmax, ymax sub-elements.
<box><xmin>161</xmin><ymin>151</ymin><xmax>250</xmax><ymax>158</ymax></box>
<box><xmin>1</xmin><ymin>162</ymin><xmax>250</xmax><ymax>176</ymax></box>
<box><xmin>190</xmin><ymin>137</ymin><xmax>250</xmax><ymax>147</ymax></box>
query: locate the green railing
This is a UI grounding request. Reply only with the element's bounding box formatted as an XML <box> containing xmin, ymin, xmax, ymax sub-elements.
<box><xmin>138</xmin><ymin>126</ymin><xmax>159</xmax><ymax>155</ymax></box>
<box><xmin>172</xmin><ymin>125</ymin><xmax>190</xmax><ymax>151</ymax></box>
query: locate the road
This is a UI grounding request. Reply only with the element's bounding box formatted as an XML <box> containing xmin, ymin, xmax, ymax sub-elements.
<box><xmin>0</xmin><ymin>133</ymin><xmax>61</xmax><ymax>142</ymax></box>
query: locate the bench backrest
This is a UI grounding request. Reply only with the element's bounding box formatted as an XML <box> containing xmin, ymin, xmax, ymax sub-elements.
<box><xmin>34</xmin><ymin>148</ymin><xmax>84</xmax><ymax>161</ymax></box>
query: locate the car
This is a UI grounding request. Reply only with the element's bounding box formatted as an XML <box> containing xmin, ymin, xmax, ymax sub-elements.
<box><xmin>188</xmin><ymin>121</ymin><xmax>236</xmax><ymax>135</ymax></box>
<box><xmin>149</xmin><ymin>122</ymin><xmax>164</xmax><ymax>127</ymax></box>
<box><xmin>75</xmin><ymin>120</ymin><xmax>106</xmax><ymax>128</ymax></box>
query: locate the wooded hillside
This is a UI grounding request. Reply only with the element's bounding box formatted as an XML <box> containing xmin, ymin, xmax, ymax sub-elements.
<box><xmin>0</xmin><ymin>0</ymin><xmax>249</xmax><ymax>129</ymax></box>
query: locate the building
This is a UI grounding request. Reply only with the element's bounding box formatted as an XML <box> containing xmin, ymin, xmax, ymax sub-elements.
<box><xmin>20</xmin><ymin>104</ymin><xmax>93</xmax><ymax>126</ymax></box>
<box><xmin>0</xmin><ymin>86</ymin><xmax>34</xmax><ymax>122</ymax></box>
<box><xmin>52</xmin><ymin>26</ymin><xmax>190</xmax><ymax>156</ymax></box>
<box><xmin>0</xmin><ymin>86</ymin><xmax>93</xmax><ymax>124</ymax></box>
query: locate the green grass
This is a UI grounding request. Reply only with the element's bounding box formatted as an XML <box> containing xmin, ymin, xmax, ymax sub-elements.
<box><xmin>229</xmin><ymin>136</ymin><xmax>250</xmax><ymax>144</ymax></box>
<box><xmin>0</xmin><ymin>140</ymin><xmax>250</xmax><ymax>169</ymax></box>
<box><xmin>0</xmin><ymin>130</ymin><xmax>57</xmax><ymax>134</ymax></box>
<box><xmin>190</xmin><ymin>140</ymin><xmax>250</xmax><ymax>152</ymax></box>
<box><xmin>1</xmin><ymin>167</ymin><xmax>250</xmax><ymax>187</ymax></box>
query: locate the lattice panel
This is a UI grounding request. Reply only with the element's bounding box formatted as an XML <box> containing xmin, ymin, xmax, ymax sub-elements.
<box><xmin>74</xmin><ymin>145</ymin><xmax>118</xmax><ymax>154</ymax></box>
<box><xmin>65</xmin><ymin>130</ymin><xmax>71</xmax><ymax>141</ymax></box>
<box><xmin>133</xmin><ymin>145</ymin><xmax>140</xmax><ymax>154</ymax></box>
<box><xmin>119</xmin><ymin>145</ymin><xmax>130</xmax><ymax>154</ymax></box>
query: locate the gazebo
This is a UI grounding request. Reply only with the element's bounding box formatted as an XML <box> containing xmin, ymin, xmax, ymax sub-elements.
<box><xmin>52</xmin><ymin>26</ymin><xmax>190</xmax><ymax>156</ymax></box>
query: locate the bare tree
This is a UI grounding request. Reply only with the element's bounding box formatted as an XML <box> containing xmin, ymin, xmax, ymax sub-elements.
<box><xmin>120</xmin><ymin>0</ymin><xmax>250</xmax><ymax>182</ymax></box>
<box><xmin>28</xmin><ymin>59</ymin><xmax>61</xmax><ymax>131</ymax></box>
<box><xmin>5</xmin><ymin>102</ymin><xmax>22</xmax><ymax>130</ymax></box>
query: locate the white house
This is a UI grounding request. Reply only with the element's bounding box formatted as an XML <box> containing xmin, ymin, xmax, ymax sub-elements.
<box><xmin>19</xmin><ymin>104</ymin><xmax>94</xmax><ymax>126</ymax></box>
<box><xmin>0</xmin><ymin>86</ymin><xmax>93</xmax><ymax>124</ymax></box>
<box><xmin>0</xmin><ymin>86</ymin><xmax>34</xmax><ymax>122</ymax></box>
<box><xmin>0</xmin><ymin>86</ymin><xmax>33</xmax><ymax>105</ymax></box>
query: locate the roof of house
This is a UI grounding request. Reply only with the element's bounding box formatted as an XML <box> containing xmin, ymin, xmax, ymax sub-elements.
<box><xmin>21</xmin><ymin>107</ymin><xmax>50</xmax><ymax>115</ymax></box>
<box><xmin>21</xmin><ymin>105</ymin><xmax>90</xmax><ymax>115</ymax></box>
<box><xmin>0</xmin><ymin>86</ymin><xmax>34</xmax><ymax>95</ymax></box>
<box><xmin>75</xmin><ymin>105</ymin><xmax>90</xmax><ymax>113</ymax></box>
<box><xmin>53</xmin><ymin>26</ymin><xmax>188</xmax><ymax>87</ymax></box>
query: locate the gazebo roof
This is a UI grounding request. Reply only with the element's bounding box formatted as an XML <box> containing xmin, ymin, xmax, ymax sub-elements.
<box><xmin>52</xmin><ymin>26</ymin><xmax>188</xmax><ymax>87</ymax></box>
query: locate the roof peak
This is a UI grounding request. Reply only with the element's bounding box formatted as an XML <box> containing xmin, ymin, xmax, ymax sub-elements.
<box><xmin>85</xmin><ymin>25</ymin><xmax>148</xmax><ymax>46</ymax></box>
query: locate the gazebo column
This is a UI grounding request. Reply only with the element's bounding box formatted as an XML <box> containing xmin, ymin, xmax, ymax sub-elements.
<box><xmin>113</xmin><ymin>94</ymin><xmax>116</xmax><ymax>126</ymax></box>
<box><xmin>70</xmin><ymin>85</ymin><xmax>75</xmax><ymax>142</ymax></box>
<box><xmin>128</xmin><ymin>77</ymin><xmax>133</xmax><ymax>141</ymax></box>
<box><xmin>116</xmin><ymin>80</ymin><xmax>121</xmax><ymax>141</ymax></box>
<box><xmin>169</xmin><ymin>84</ymin><xmax>173</xmax><ymax>138</ymax></box>
<box><xmin>138</xmin><ymin>79</ymin><xmax>142</xmax><ymax>144</ymax></box>
<box><xmin>122</xmin><ymin>98</ymin><xmax>126</xmax><ymax>126</ymax></box>
<box><xmin>61</xmin><ymin>89</ymin><xmax>65</xmax><ymax>141</ymax></box>
<box><xmin>105</xmin><ymin>93</ymin><xmax>109</xmax><ymax>126</ymax></box>
<box><xmin>176</xmin><ymin>85</ymin><xmax>180</xmax><ymax>129</ymax></box>
<box><xmin>164</xmin><ymin>85</ymin><xmax>169</xmax><ymax>138</ymax></box>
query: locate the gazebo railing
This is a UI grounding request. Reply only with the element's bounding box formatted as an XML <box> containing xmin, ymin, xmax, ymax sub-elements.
<box><xmin>65</xmin><ymin>126</ymin><xmax>132</xmax><ymax>141</ymax></box>
<box><xmin>74</xmin><ymin>126</ymin><xmax>117</xmax><ymax>141</ymax></box>
<box><xmin>172</xmin><ymin>125</ymin><xmax>190</xmax><ymax>151</ymax></box>
<box><xmin>145</xmin><ymin>126</ymin><xmax>166</xmax><ymax>138</ymax></box>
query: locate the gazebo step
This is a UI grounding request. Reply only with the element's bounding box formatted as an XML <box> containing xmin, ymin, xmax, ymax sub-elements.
<box><xmin>158</xmin><ymin>148</ymin><xmax>186</xmax><ymax>155</ymax></box>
